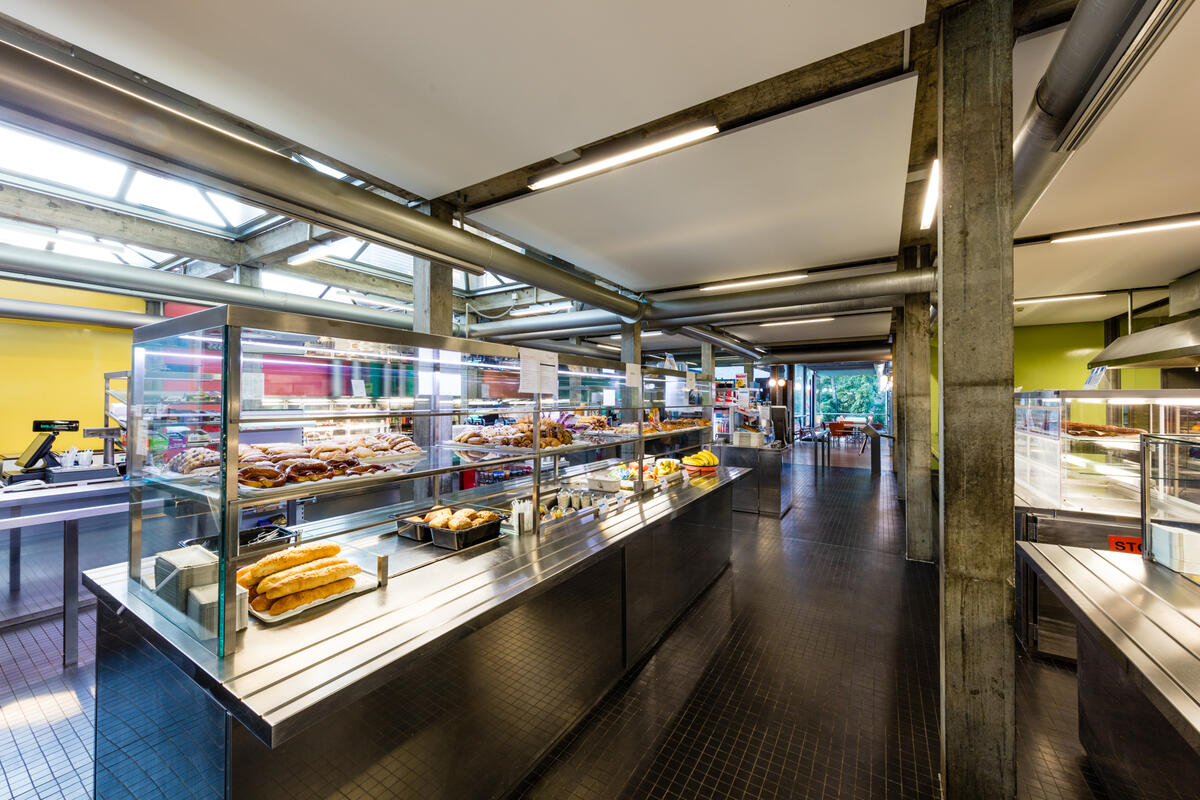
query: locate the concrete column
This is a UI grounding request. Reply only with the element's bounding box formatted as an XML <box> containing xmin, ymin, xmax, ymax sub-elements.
<box><xmin>938</xmin><ymin>0</ymin><xmax>1015</xmax><ymax>796</ymax></box>
<box><xmin>237</xmin><ymin>265</ymin><xmax>262</xmax><ymax>288</ymax></box>
<box><xmin>620</xmin><ymin>323</ymin><xmax>641</xmax><ymax>423</ymax></box>
<box><xmin>412</xmin><ymin>200</ymin><xmax>455</xmax><ymax>336</ymax></box>
<box><xmin>701</xmin><ymin>343</ymin><xmax>715</xmax><ymax>430</ymax></box>
<box><xmin>902</xmin><ymin>246</ymin><xmax>934</xmax><ymax>561</ymax></box>
<box><xmin>893</xmin><ymin>309</ymin><xmax>907</xmax><ymax>497</ymax></box>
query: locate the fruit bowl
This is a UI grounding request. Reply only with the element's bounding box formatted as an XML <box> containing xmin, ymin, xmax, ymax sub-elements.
<box><xmin>684</xmin><ymin>464</ymin><xmax>717</xmax><ymax>475</ymax></box>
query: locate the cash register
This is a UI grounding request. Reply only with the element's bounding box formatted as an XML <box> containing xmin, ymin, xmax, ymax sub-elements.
<box><xmin>2</xmin><ymin>420</ymin><xmax>121</xmax><ymax>487</ymax></box>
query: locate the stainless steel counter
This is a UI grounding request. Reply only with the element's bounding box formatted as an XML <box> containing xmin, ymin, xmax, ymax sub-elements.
<box><xmin>86</xmin><ymin>466</ymin><xmax>749</xmax><ymax>748</ymax></box>
<box><xmin>1017</xmin><ymin>542</ymin><xmax>1200</xmax><ymax>796</ymax></box>
<box><xmin>713</xmin><ymin>443</ymin><xmax>792</xmax><ymax>517</ymax></box>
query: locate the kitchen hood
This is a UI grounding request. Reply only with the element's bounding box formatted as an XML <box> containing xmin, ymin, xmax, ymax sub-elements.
<box><xmin>1090</xmin><ymin>316</ymin><xmax>1200</xmax><ymax>369</ymax></box>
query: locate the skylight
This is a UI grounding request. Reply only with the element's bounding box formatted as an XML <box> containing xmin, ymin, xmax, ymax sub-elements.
<box><xmin>0</xmin><ymin>125</ymin><xmax>127</xmax><ymax>197</ymax></box>
<box><xmin>126</xmin><ymin>172</ymin><xmax>225</xmax><ymax>226</ymax></box>
<box><xmin>206</xmin><ymin>191</ymin><xmax>266</xmax><ymax>227</ymax></box>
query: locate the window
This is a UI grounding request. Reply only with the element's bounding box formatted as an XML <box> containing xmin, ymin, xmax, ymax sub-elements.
<box><xmin>355</xmin><ymin>244</ymin><xmax>414</xmax><ymax>276</ymax></box>
<box><xmin>0</xmin><ymin>125</ymin><xmax>127</xmax><ymax>196</ymax></box>
<box><xmin>206</xmin><ymin>191</ymin><xmax>267</xmax><ymax>227</ymax></box>
<box><xmin>260</xmin><ymin>270</ymin><xmax>327</xmax><ymax>298</ymax></box>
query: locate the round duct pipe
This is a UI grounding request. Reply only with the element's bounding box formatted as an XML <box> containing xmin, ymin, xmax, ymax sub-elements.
<box><xmin>762</xmin><ymin>344</ymin><xmax>893</xmax><ymax>364</ymax></box>
<box><xmin>0</xmin><ymin>297</ymin><xmax>162</xmax><ymax>328</ymax></box>
<box><xmin>470</xmin><ymin>270</ymin><xmax>933</xmax><ymax>339</ymax></box>
<box><xmin>0</xmin><ymin>243</ymin><xmax>445</xmax><ymax>333</ymax></box>
<box><xmin>0</xmin><ymin>41</ymin><xmax>642</xmax><ymax>320</ymax></box>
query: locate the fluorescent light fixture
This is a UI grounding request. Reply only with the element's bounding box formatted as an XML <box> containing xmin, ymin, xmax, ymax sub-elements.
<box><xmin>920</xmin><ymin>160</ymin><xmax>940</xmax><ymax>230</ymax></box>
<box><xmin>0</xmin><ymin>216</ymin><xmax>126</xmax><ymax>257</ymax></box>
<box><xmin>510</xmin><ymin>301</ymin><xmax>573</xmax><ymax>318</ymax></box>
<box><xmin>610</xmin><ymin>331</ymin><xmax>662</xmax><ymax>339</ymax></box>
<box><xmin>287</xmin><ymin>237</ymin><xmax>356</xmax><ymax>266</ymax></box>
<box><xmin>760</xmin><ymin>317</ymin><xmax>835</xmax><ymax>327</ymax></box>
<box><xmin>1052</xmin><ymin>217</ymin><xmax>1200</xmax><ymax>243</ymax></box>
<box><xmin>596</xmin><ymin>343</ymin><xmax>621</xmax><ymax>351</ymax></box>
<box><xmin>1013</xmin><ymin>294</ymin><xmax>1105</xmax><ymax>306</ymax></box>
<box><xmin>529</xmin><ymin>124</ymin><xmax>719</xmax><ymax>191</ymax></box>
<box><xmin>700</xmin><ymin>273</ymin><xmax>807</xmax><ymax>292</ymax></box>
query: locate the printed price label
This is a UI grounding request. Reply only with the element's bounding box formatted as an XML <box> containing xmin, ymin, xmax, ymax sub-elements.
<box><xmin>686</xmin><ymin>371</ymin><xmax>696</xmax><ymax>390</ymax></box>
<box><xmin>351</xmin><ymin>379</ymin><xmax>367</xmax><ymax>396</ymax></box>
<box><xmin>519</xmin><ymin>348</ymin><xmax>559</xmax><ymax>394</ymax></box>
<box><xmin>243</xmin><ymin>373</ymin><xmax>265</xmax><ymax>399</ymax></box>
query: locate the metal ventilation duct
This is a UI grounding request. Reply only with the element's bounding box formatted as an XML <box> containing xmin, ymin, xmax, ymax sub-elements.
<box><xmin>0</xmin><ymin>297</ymin><xmax>162</xmax><ymax>328</ymax></box>
<box><xmin>1089</xmin><ymin>316</ymin><xmax>1200</xmax><ymax>368</ymax></box>
<box><xmin>0</xmin><ymin>40</ymin><xmax>642</xmax><ymax>319</ymax></box>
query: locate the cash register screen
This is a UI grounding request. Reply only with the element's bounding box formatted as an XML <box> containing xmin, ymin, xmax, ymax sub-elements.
<box><xmin>16</xmin><ymin>432</ymin><xmax>53</xmax><ymax>468</ymax></box>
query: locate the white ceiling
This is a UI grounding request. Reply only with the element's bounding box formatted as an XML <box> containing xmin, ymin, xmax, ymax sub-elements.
<box><xmin>1015</xmin><ymin>227</ymin><xmax>1200</xmax><ymax>297</ymax></box>
<box><xmin>725</xmin><ymin>311</ymin><xmax>892</xmax><ymax>344</ymax></box>
<box><xmin>1018</xmin><ymin>4</ymin><xmax>1200</xmax><ymax>237</ymax></box>
<box><xmin>475</xmin><ymin>76</ymin><xmax>917</xmax><ymax>291</ymax></box>
<box><xmin>1013</xmin><ymin>289</ymin><xmax>1166</xmax><ymax>327</ymax></box>
<box><xmin>3</xmin><ymin>0</ymin><xmax>926</xmax><ymax>200</ymax></box>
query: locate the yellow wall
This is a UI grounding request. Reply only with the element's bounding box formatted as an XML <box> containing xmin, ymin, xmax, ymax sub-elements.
<box><xmin>1013</xmin><ymin>322</ymin><xmax>1104</xmax><ymax>391</ymax></box>
<box><xmin>0</xmin><ymin>279</ymin><xmax>138</xmax><ymax>456</ymax></box>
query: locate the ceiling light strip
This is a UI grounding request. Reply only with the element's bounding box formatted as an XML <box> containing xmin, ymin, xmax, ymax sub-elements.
<box><xmin>1013</xmin><ymin>293</ymin><xmax>1106</xmax><ymax>305</ymax></box>
<box><xmin>759</xmin><ymin>317</ymin><xmax>836</xmax><ymax>327</ymax></box>
<box><xmin>1052</xmin><ymin>217</ymin><xmax>1200</xmax><ymax>243</ymax></box>
<box><xmin>919</xmin><ymin>160</ymin><xmax>940</xmax><ymax>230</ymax></box>
<box><xmin>700</xmin><ymin>273</ymin><xmax>808</xmax><ymax>292</ymax></box>
<box><xmin>529</xmin><ymin>125</ymin><xmax>720</xmax><ymax>191</ymax></box>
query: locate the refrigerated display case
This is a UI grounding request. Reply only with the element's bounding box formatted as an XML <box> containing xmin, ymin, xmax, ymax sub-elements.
<box><xmin>1015</xmin><ymin>390</ymin><xmax>1200</xmax><ymax>517</ymax></box>
<box><xmin>1141</xmin><ymin>433</ymin><xmax>1200</xmax><ymax>581</ymax></box>
<box><xmin>125</xmin><ymin>306</ymin><xmax>716</xmax><ymax>657</ymax></box>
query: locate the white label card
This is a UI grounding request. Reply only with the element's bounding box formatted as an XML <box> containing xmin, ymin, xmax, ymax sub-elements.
<box><xmin>243</xmin><ymin>373</ymin><xmax>265</xmax><ymax>399</ymax></box>
<box><xmin>351</xmin><ymin>379</ymin><xmax>367</xmax><ymax>396</ymax></box>
<box><xmin>625</xmin><ymin>362</ymin><xmax>641</xmax><ymax>388</ymax></box>
<box><xmin>685</xmin><ymin>371</ymin><xmax>696</xmax><ymax>390</ymax></box>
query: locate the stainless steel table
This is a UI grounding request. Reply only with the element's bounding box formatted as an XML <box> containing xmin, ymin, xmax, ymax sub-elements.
<box><xmin>1018</xmin><ymin>542</ymin><xmax>1200</xmax><ymax>797</ymax></box>
<box><xmin>713</xmin><ymin>443</ymin><xmax>792</xmax><ymax>517</ymax></box>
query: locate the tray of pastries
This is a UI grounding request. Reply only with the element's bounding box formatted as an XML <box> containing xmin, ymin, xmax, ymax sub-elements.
<box><xmin>401</xmin><ymin>505</ymin><xmax>508</xmax><ymax>550</ymax></box>
<box><xmin>234</xmin><ymin>437</ymin><xmax>423</xmax><ymax>493</ymax></box>
<box><xmin>238</xmin><ymin>541</ymin><xmax>374</xmax><ymax>622</ymax></box>
<box><xmin>448</xmin><ymin>417</ymin><xmax>575</xmax><ymax>450</ymax></box>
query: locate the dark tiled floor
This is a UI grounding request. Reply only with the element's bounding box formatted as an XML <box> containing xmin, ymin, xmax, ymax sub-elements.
<box><xmin>1</xmin><ymin>457</ymin><xmax>1108</xmax><ymax>799</ymax></box>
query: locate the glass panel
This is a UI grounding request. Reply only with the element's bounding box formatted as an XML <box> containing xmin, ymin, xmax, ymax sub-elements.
<box><xmin>205</xmin><ymin>191</ymin><xmax>267</xmax><ymax>227</ymax></box>
<box><xmin>1143</xmin><ymin>435</ymin><xmax>1200</xmax><ymax>580</ymax></box>
<box><xmin>0</xmin><ymin>123</ymin><xmax>128</xmax><ymax>196</ymax></box>
<box><xmin>260</xmin><ymin>270</ymin><xmax>327</xmax><ymax>297</ymax></box>
<box><xmin>356</xmin><ymin>244</ymin><xmax>414</xmax><ymax>275</ymax></box>
<box><xmin>129</xmin><ymin>327</ymin><xmax>226</xmax><ymax>655</ymax></box>
<box><xmin>126</xmin><ymin>171</ymin><xmax>225</xmax><ymax>226</ymax></box>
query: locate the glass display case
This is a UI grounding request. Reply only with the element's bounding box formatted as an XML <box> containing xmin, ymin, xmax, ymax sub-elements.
<box><xmin>1141</xmin><ymin>433</ymin><xmax>1200</xmax><ymax>580</ymax></box>
<box><xmin>1015</xmin><ymin>390</ymin><xmax>1200</xmax><ymax>517</ymax></box>
<box><xmin>127</xmin><ymin>306</ymin><xmax>715</xmax><ymax>657</ymax></box>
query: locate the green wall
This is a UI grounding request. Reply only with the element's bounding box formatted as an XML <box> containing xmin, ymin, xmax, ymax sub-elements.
<box><xmin>1013</xmin><ymin>322</ymin><xmax>1104</xmax><ymax>390</ymax></box>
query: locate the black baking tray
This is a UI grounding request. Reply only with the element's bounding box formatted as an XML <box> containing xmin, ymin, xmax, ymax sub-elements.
<box><xmin>403</xmin><ymin>507</ymin><xmax>509</xmax><ymax>551</ymax></box>
<box><xmin>179</xmin><ymin>524</ymin><xmax>297</xmax><ymax>552</ymax></box>
<box><xmin>392</xmin><ymin>512</ymin><xmax>432</xmax><ymax>542</ymax></box>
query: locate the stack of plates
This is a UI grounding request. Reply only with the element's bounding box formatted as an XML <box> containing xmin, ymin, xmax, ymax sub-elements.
<box><xmin>187</xmin><ymin>583</ymin><xmax>249</xmax><ymax>633</ymax></box>
<box><xmin>154</xmin><ymin>546</ymin><xmax>218</xmax><ymax>612</ymax></box>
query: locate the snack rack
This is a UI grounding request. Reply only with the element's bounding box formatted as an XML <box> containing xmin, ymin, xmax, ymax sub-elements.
<box><xmin>128</xmin><ymin>306</ymin><xmax>714</xmax><ymax>657</ymax></box>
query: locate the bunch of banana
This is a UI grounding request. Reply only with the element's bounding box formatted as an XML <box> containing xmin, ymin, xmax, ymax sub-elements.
<box><xmin>682</xmin><ymin>449</ymin><xmax>718</xmax><ymax>467</ymax></box>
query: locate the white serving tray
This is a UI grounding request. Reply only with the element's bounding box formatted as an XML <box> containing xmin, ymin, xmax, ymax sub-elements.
<box><xmin>249</xmin><ymin>572</ymin><xmax>376</xmax><ymax>624</ymax></box>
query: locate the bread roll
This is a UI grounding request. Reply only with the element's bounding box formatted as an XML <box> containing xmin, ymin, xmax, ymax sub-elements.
<box><xmin>255</xmin><ymin>557</ymin><xmax>349</xmax><ymax>595</ymax></box>
<box><xmin>251</xmin><ymin>594</ymin><xmax>272</xmax><ymax>613</ymax></box>
<box><xmin>248</xmin><ymin>542</ymin><xmax>341</xmax><ymax>581</ymax></box>
<box><xmin>236</xmin><ymin>566</ymin><xmax>255</xmax><ymax>589</ymax></box>
<box><xmin>263</xmin><ymin>562</ymin><xmax>360</xmax><ymax>600</ymax></box>
<box><xmin>267</xmin><ymin>577</ymin><xmax>356</xmax><ymax>616</ymax></box>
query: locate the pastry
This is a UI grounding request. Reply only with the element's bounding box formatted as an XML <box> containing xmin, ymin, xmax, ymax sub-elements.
<box><xmin>238</xmin><ymin>464</ymin><xmax>286</xmax><ymax>488</ymax></box>
<box><xmin>325</xmin><ymin>456</ymin><xmax>360</xmax><ymax>475</ymax></box>
<box><xmin>347</xmin><ymin>463</ymin><xmax>386</xmax><ymax>475</ymax></box>
<box><xmin>285</xmin><ymin>460</ymin><xmax>333</xmax><ymax>482</ymax></box>
<box><xmin>247</xmin><ymin>542</ymin><xmax>341</xmax><ymax>581</ymax></box>
<box><xmin>350</xmin><ymin>445</ymin><xmax>376</xmax><ymax>458</ymax></box>
<box><xmin>267</xmin><ymin>577</ymin><xmax>356</xmax><ymax>616</ymax></box>
<box><xmin>256</xmin><ymin>556</ymin><xmax>350</xmax><ymax>595</ymax></box>
<box><xmin>262</xmin><ymin>562</ymin><xmax>360</xmax><ymax>600</ymax></box>
<box><xmin>167</xmin><ymin>447</ymin><xmax>221</xmax><ymax>474</ymax></box>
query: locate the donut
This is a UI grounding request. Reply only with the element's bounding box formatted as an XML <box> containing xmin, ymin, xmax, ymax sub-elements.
<box><xmin>238</xmin><ymin>464</ymin><xmax>286</xmax><ymax>488</ymax></box>
<box><xmin>287</xmin><ymin>460</ymin><xmax>333</xmax><ymax>482</ymax></box>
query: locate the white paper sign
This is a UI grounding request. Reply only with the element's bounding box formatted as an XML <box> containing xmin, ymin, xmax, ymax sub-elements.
<box><xmin>519</xmin><ymin>348</ymin><xmax>559</xmax><ymax>394</ymax></box>
<box><xmin>602</xmin><ymin>389</ymin><xmax>616</xmax><ymax>407</ymax></box>
<box><xmin>243</xmin><ymin>373</ymin><xmax>265</xmax><ymax>399</ymax></box>
<box><xmin>625</xmin><ymin>362</ymin><xmax>641</xmax><ymax>388</ymax></box>
<box><xmin>351</xmin><ymin>378</ymin><xmax>367</xmax><ymax>396</ymax></box>
<box><xmin>685</xmin><ymin>371</ymin><xmax>696</xmax><ymax>390</ymax></box>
